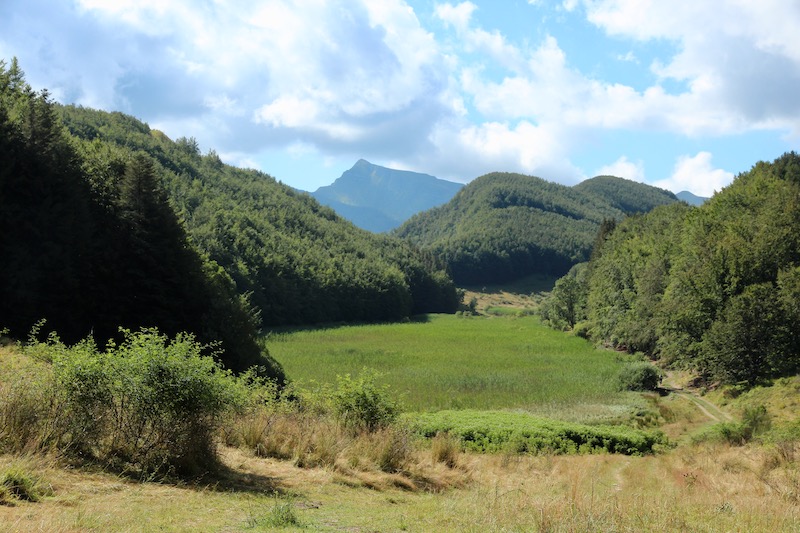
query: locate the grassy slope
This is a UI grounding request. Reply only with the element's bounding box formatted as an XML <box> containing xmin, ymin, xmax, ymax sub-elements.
<box><xmin>269</xmin><ymin>314</ymin><xmax>634</xmax><ymax>417</ymax></box>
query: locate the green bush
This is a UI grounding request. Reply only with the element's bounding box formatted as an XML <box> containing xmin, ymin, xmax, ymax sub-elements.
<box><xmin>617</xmin><ymin>362</ymin><xmax>662</xmax><ymax>391</ymax></box>
<box><xmin>409</xmin><ymin>410</ymin><xmax>667</xmax><ymax>456</ymax></box>
<box><xmin>332</xmin><ymin>370</ymin><xmax>400</xmax><ymax>432</ymax></box>
<box><xmin>9</xmin><ymin>328</ymin><xmax>247</xmax><ymax>477</ymax></box>
<box><xmin>692</xmin><ymin>404</ymin><xmax>772</xmax><ymax>445</ymax></box>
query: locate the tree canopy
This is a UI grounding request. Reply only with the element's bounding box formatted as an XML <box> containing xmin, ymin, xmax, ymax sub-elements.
<box><xmin>394</xmin><ymin>172</ymin><xmax>678</xmax><ymax>285</ymax></box>
<box><xmin>543</xmin><ymin>152</ymin><xmax>800</xmax><ymax>386</ymax></box>
<box><xmin>57</xmin><ymin>105</ymin><xmax>459</xmax><ymax>326</ymax></box>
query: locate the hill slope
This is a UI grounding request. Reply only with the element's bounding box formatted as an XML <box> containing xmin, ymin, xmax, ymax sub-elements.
<box><xmin>0</xmin><ymin>60</ymin><xmax>282</xmax><ymax>378</ymax></box>
<box><xmin>573</xmin><ymin>175</ymin><xmax>677</xmax><ymax>213</ymax></box>
<box><xmin>57</xmin><ymin>107</ymin><xmax>460</xmax><ymax>327</ymax></box>
<box><xmin>312</xmin><ymin>159</ymin><xmax>463</xmax><ymax>232</ymax></box>
<box><xmin>568</xmin><ymin>152</ymin><xmax>800</xmax><ymax>385</ymax></box>
<box><xmin>394</xmin><ymin>172</ymin><xmax>678</xmax><ymax>285</ymax></box>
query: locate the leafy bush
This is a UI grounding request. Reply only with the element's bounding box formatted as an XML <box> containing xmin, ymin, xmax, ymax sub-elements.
<box><xmin>5</xmin><ymin>328</ymin><xmax>246</xmax><ymax>477</ymax></box>
<box><xmin>332</xmin><ymin>370</ymin><xmax>400</xmax><ymax>432</ymax></box>
<box><xmin>617</xmin><ymin>362</ymin><xmax>662</xmax><ymax>391</ymax></box>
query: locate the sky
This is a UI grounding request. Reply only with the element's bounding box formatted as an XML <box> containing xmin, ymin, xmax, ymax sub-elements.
<box><xmin>2</xmin><ymin>1</ymin><xmax>799</xmax><ymax>195</ymax></box>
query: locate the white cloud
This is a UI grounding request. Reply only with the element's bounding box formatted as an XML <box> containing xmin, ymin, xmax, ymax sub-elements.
<box><xmin>652</xmin><ymin>152</ymin><xmax>733</xmax><ymax>196</ymax></box>
<box><xmin>561</xmin><ymin>0</ymin><xmax>579</xmax><ymax>11</ymax></box>
<box><xmin>423</xmin><ymin>119</ymin><xmax>583</xmax><ymax>182</ymax></box>
<box><xmin>596</xmin><ymin>156</ymin><xmax>645</xmax><ymax>182</ymax></box>
<box><xmin>585</xmin><ymin>0</ymin><xmax>800</xmax><ymax>133</ymax></box>
<box><xmin>434</xmin><ymin>2</ymin><xmax>477</xmax><ymax>31</ymax></box>
<box><xmin>1</xmin><ymin>0</ymin><xmax>796</xmax><ymax>190</ymax></box>
<box><xmin>24</xmin><ymin>0</ymin><xmax>454</xmax><ymax>159</ymax></box>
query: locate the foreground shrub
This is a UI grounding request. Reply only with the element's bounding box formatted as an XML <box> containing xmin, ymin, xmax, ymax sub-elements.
<box><xmin>225</xmin><ymin>370</ymin><xmax>412</xmax><ymax>473</ymax></box>
<box><xmin>3</xmin><ymin>328</ymin><xmax>245</xmax><ymax>477</ymax></box>
<box><xmin>332</xmin><ymin>370</ymin><xmax>400</xmax><ymax>432</ymax></box>
<box><xmin>617</xmin><ymin>362</ymin><xmax>662</xmax><ymax>391</ymax></box>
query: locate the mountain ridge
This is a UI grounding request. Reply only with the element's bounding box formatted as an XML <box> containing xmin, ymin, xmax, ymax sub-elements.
<box><xmin>394</xmin><ymin>172</ymin><xmax>680</xmax><ymax>285</ymax></box>
<box><xmin>311</xmin><ymin>159</ymin><xmax>463</xmax><ymax>232</ymax></box>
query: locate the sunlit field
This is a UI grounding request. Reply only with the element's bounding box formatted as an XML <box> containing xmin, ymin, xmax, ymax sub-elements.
<box><xmin>269</xmin><ymin>314</ymin><xmax>635</xmax><ymax>416</ymax></box>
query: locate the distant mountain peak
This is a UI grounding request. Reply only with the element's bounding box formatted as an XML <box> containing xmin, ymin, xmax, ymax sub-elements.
<box><xmin>676</xmin><ymin>190</ymin><xmax>709</xmax><ymax>206</ymax></box>
<box><xmin>311</xmin><ymin>160</ymin><xmax>463</xmax><ymax>232</ymax></box>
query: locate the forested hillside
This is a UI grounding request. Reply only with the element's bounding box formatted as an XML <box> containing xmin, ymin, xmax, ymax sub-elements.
<box><xmin>573</xmin><ymin>175</ymin><xmax>677</xmax><ymax>214</ymax></box>
<box><xmin>394</xmin><ymin>172</ymin><xmax>677</xmax><ymax>285</ymax></box>
<box><xmin>0</xmin><ymin>58</ymin><xmax>458</xmax><ymax>374</ymax></box>
<box><xmin>544</xmin><ymin>152</ymin><xmax>800</xmax><ymax>385</ymax></box>
<box><xmin>57</xmin><ymin>108</ymin><xmax>459</xmax><ymax>327</ymax></box>
<box><xmin>0</xmin><ymin>59</ymin><xmax>283</xmax><ymax>378</ymax></box>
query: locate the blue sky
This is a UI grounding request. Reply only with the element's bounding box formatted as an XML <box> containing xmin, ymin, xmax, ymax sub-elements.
<box><xmin>2</xmin><ymin>0</ymin><xmax>798</xmax><ymax>195</ymax></box>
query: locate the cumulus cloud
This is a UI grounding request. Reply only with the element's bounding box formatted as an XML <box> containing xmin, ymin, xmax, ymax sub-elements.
<box><xmin>596</xmin><ymin>156</ymin><xmax>645</xmax><ymax>182</ymax></box>
<box><xmin>585</xmin><ymin>0</ymin><xmax>800</xmax><ymax>133</ymax></box>
<box><xmin>422</xmin><ymin>118</ymin><xmax>583</xmax><ymax>182</ymax></box>
<box><xmin>1</xmin><ymin>0</ymin><xmax>455</xmax><ymax>158</ymax></box>
<box><xmin>0</xmin><ymin>0</ymin><xmax>796</xmax><ymax>189</ymax></box>
<box><xmin>434</xmin><ymin>1</ymin><xmax>477</xmax><ymax>31</ymax></box>
<box><xmin>652</xmin><ymin>152</ymin><xmax>734</xmax><ymax>196</ymax></box>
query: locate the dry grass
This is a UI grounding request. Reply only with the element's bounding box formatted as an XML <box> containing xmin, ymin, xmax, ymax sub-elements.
<box><xmin>222</xmin><ymin>408</ymin><xmax>469</xmax><ymax>494</ymax></box>
<box><xmin>0</xmin><ymin>442</ymin><xmax>797</xmax><ymax>532</ymax></box>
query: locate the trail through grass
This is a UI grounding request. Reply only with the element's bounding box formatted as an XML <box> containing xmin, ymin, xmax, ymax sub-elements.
<box><xmin>269</xmin><ymin>314</ymin><xmax>633</xmax><ymax>416</ymax></box>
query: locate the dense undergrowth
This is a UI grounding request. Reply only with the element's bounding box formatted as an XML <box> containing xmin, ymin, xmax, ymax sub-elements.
<box><xmin>408</xmin><ymin>409</ymin><xmax>668</xmax><ymax>455</ymax></box>
<box><xmin>1</xmin><ymin>328</ymin><xmax>244</xmax><ymax>477</ymax></box>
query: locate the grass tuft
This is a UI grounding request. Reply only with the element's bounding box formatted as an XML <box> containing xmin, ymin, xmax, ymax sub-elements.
<box><xmin>1</xmin><ymin>464</ymin><xmax>53</xmax><ymax>503</ymax></box>
<box><xmin>246</xmin><ymin>498</ymin><xmax>302</xmax><ymax>529</ymax></box>
<box><xmin>430</xmin><ymin>432</ymin><xmax>461</xmax><ymax>468</ymax></box>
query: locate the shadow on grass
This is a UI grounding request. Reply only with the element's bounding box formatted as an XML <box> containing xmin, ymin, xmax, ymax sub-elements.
<box><xmin>62</xmin><ymin>454</ymin><xmax>292</xmax><ymax>497</ymax></box>
<box><xmin>193</xmin><ymin>461</ymin><xmax>289</xmax><ymax>496</ymax></box>
<box><xmin>266</xmin><ymin>314</ymin><xmax>434</xmax><ymax>336</ymax></box>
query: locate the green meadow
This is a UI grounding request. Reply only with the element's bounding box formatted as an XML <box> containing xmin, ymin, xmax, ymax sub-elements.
<box><xmin>269</xmin><ymin>314</ymin><xmax>634</xmax><ymax>416</ymax></box>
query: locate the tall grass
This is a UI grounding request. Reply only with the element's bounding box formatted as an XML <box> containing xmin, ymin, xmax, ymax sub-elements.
<box><xmin>269</xmin><ymin>314</ymin><xmax>630</xmax><ymax>414</ymax></box>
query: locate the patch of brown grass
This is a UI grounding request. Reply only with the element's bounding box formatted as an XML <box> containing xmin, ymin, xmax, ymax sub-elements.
<box><xmin>0</xmin><ymin>441</ymin><xmax>797</xmax><ymax>531</ymax></box>
<box><xmin>223</xmin><ymin>407</ymin><xmax>468</xmax><ymax>494</ymax></box>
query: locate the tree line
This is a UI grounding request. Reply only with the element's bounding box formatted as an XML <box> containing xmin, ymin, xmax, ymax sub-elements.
<box><xmin>542</xmin><ymin>152</ymin><xmax>800</xmax><ymax>386</ymax></box>
<box><xmin>58</xmin><ymin>104</ymin><xmax>459</xmax><ymax>326</ymax></box>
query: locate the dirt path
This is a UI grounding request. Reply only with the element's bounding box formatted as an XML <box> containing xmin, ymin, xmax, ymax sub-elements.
<box><xmin>661</xmin><ymin>372</ymin><xmax>734</xmax><ymax>423</ymax></box>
